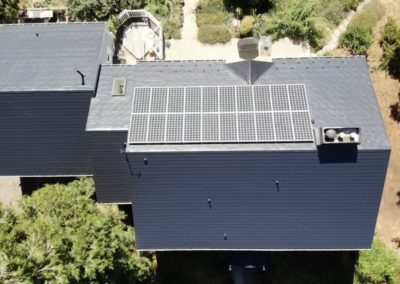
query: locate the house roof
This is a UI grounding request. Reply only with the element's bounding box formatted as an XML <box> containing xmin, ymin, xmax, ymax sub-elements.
<box><xmin>86</xmin><ymin>57</ymin><xmax>390</xmax><ymax>151</ymax></box>
<box><xmin>0</xmin><ymin>22</ymin><xmax>107</xmax><ymax>92</ymax></box>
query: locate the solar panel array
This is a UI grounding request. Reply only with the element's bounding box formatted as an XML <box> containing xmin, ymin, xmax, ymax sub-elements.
<box><xmin>128</xmin><ymin>84</ymin><xmax>314</xmax><ymax>144</ymax></box>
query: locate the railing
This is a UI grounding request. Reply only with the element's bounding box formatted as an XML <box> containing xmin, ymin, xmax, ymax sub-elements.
<box><xmin>117</xmin><ymin>9</ymin><xmax>164</xmax><ymax>60</ymax></box>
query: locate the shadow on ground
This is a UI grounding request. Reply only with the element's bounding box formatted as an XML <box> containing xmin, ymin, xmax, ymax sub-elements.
<box><xmin>155</xmin><ymin>251</ymin><xmax>357</xmax><ymax>284</ymax></box>
<box><xmin>20</xmin><ymin>177</ymin><xmax>77</xmax><ymax>196</ymax></box>
<box><xmin>239</xmin><ymin>49</ymin><xmax>259</xmax><ymax>60</ymax></box>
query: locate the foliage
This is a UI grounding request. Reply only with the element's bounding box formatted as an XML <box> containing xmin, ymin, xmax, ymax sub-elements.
<box><xmin>380</xmin><ymin>17</ymin><xmax>400</xmax><ymax>79</ymax></box>
<box><xmin>354</xmin><ymin>239</ymin><xmax>400</xmax><ymax>284</ymax></box>
<box><xmin>0</xmin><ymin>0</ymin><xmax>19</xmax><ymax>24</ymax></box>
<box><xmin>198</xmin><ymin>24</ymin><xmax>231</xmax><ymax>44</ymax></box>
<box><xmin>196</xmin><ymin>0</ymin><xmax>232</xmax><ymax>43</ymax></box>
<box><xmin>0</xmin><ymin>178</ymin><xmax>154</xmax><ymax>284</ymax></box>
<box><xmin>339</xmin><ymin>0</ymin><xmax>384</xmax><ymax>55</ymax></box>
<box><xmin>222</xmin><ymin>0</ymin><xmax>273</xmax><ymax>14</ymax></box>
<box><xmin>163</xmin><ymin>18</ymin><xmax>183</xmax><ymax>39</ymax></box>
<box><xmin>66</xmin><ymin>0</ymin><xmax>145</xmax><ymax>21</ymax></box>
<box><xmin>258</xmin><ymin>0</ymin><xmax>330</xmax><ymax>49</ymax></box>
<box><xmin>341</xmin><ymin>0</ymin><xmax>363</xmax><ymax>11</ymax></box>
<box><xmin>147</xmin><ymin>0</ymin><xmax>183</xmax><ymax>40</ymax></box>
<box><xmin>197</xmin><ymin>10</ymin><xmax>230</xmax><ymax>26</ymax></box>
<box><xmin>339</xmin><ymin>25</ymin><xmax>374</xmax><ymax>55</ymax></box>
<box><xmin>196</xmin><ymin>0</ymin><xmax>230</xmax><ymax>26</ymax></box>
<box><xmin>108</xmin><ymin>15</ymin><xmax>119</xmax><ymax>35</ymax></box>
<box><xmin>390</xmin><ymin>102</ymin><xmax>400</xmax><ymax>122</ymax></box>
<box><xmin>238</xmin><ymin>15</ymin><xmax>255</xmax><ymax>37</ymax></box>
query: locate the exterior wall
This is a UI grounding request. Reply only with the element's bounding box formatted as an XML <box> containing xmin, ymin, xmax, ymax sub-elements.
<box><xmin>99</xmin><ymin>30</ymin><xmax>115</xmax><ymax>64</ymax></box>
<box><xmin>0</xmin><ymin>92</ymin><xmax>92</xmax><ymax>176</ymax></box>
<box><xmin>128</xmin><ymin>149</ymin><xmax>390</xmax><ymax>250</ymax></box>
<box><xmin>88</xmin><ymin>131</ymin><xmax>134</xmax><ymax>203</ymax></box>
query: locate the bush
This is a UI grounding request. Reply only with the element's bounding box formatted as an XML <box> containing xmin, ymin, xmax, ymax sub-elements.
<box><xmin>355</xmin><ymin>239</ymin><xmax>400</xmax><ymax>284</ymax></box>
<box><xmin>261</xmin><ymin>0</ymin><xmax>329</xmax><ymax>50</ymax></box>
<box><xmin>380</xmin><ymin>17</ymin><xmax>400</xmax><ymax>79</ymax></box>
<box><xmin>339</xmin><ymin>25</ymin><xmax>374</xmax><ymax>55</ymax></box>
<box><xmin>196</xmin><ymin>10</ymin><xmax>230</xmax><ymax>25</ymax></box>
<box><xmin>239</xmin><ymin>15</ymin><xmax>256</xmax><ymax>37</ymax></box>
<box><xmin>339</xmin><ymin>0</ymin><xmax>384</xmax><ymax>54</ymax></box>
<box><xmin>390</xmin><ymin>102</ymin><xmax>400</xmax><ymax>122</ymax></box>
<box><xmin>341</xmin><ymin>0</ymin><xmax>363</xmax><ymax>11</ymax></box>
<box><xmin>196</xmin><ymin>0</ymin><xmax>230</xmax><ymax>26</ymax></box>
<box><xmin>198</xmin><ymin>25</ymin><xmax>231</xmax><ymax>44</ymax></box>
<box><xmin>0</xmin><ymin>178</ymin><xmax>154</xmax><ymax>283</ymax></box>
<box><xmin>163</xmin><ymin>17</ymin><xmax>183</xmax><ymax>39</ymax></box>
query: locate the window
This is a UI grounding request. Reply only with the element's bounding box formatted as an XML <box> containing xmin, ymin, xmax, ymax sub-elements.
<box><xmin>112</xmin><ymin>78</ymin><xmax>126</xmax><ymax>96</ymax></box>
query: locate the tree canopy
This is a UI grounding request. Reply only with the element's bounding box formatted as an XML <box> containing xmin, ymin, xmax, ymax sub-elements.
<box><xmin>355</xmin><ymin>239</ymin><xmax>400</xmax><ymax>284</ymax></box>
<box><xmin>65</xmin><ymin>0</ymin><xmax>145</xmax><ymax>21</ymax></box>
<box><xmin>0</xmin><ymin>0</ymin><xmax>19</xmax><ymax>24</ymax></box>
<box><xmin>0</xmin><ymin>178</ymin><xmax>153</xmax><ymax>284</ymax></box>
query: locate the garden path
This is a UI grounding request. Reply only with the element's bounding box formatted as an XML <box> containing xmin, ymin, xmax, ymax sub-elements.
<box><xmin>318</xmin><ymin>0</ymin><xmax>373</xmax><ymax>55</ymax></box>
<box><xmin>181</xmin><ymin>0</ymin><xmax>199</xmax><ymax>39</ymax></box>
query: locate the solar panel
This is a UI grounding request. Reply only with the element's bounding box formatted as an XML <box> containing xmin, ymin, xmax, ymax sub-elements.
<box><xmin>128</xmin><ymin>84</ymin><xmax>314</xmax><ymax>145</ymax></box>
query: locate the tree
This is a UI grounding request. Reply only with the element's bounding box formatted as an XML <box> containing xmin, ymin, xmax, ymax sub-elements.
<box><xmin>380</xmin><ymin>17</ymin><xmax>400</xmax><ymax>79</ymax></box>
<box><xmin>66</xmin><ymin>0</ymin><xmax>145</xmax><ymax>22</ymax></box>
<box><xmin>355</xmin><ymin>239</ymin><xmax>400</xmax><ymax>284</ymax></box>
<box><xmin>238</xmin><ymin>15</ymin><xmax>255</xmax><ymax>37</ymax></box>
<box><xmin>0</xmin><ymin>178</ymin><xmax>154</xmax><ymax>284</ymax></box>
<box><xmin>0</xmin><ymin>0</ymin><xmax>19</xmax><ymax>24</ymax></box>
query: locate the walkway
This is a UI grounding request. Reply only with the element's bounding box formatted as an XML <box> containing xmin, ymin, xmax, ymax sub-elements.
<box><xmin>165</xmin><ymin>0</ymin><xmax>311</xmax><ymax>60</ymax></box>
<box><xmin>318</xmin><ymin>0</ymin><xmax>373</xmax><ymax>55</ymax></box>
<box><xmin>180</xmin><ymin>0</ymin><xmax>199</xmax><ymax>39</ymax></box>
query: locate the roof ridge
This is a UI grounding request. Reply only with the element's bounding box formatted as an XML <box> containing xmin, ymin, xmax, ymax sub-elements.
<box><xmin>0</xmin><ymin>22</ymin><xmax>106</xmax><ymax>27</ymax></box>
<box><xmin>273</xmin><ymin>55</ymin><xmax>365</xmax><ymax>60</ymax></box>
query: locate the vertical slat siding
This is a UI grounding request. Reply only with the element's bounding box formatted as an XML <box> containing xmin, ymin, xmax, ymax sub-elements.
<box><xmin>89</xmin><ymin>131</ymin><xmax>134</xmax><ymax>203</ymax></box>
<box><xmin>129</xmin><ymin>150</ymin><xmax>390</xmax><ymax>250</ymax></box>
<box><xmin>0</xmin><ymin>92</ymin><xmax>92</xmax><ymax>176</ymax></box>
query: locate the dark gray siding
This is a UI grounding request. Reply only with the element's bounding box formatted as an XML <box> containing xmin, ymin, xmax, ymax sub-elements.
<box><xmin>128</xmin><ymin>149</ymin><xmax>389</xmax><ymax>250</ymax></box>
<box><xmin>0</xmin><ymin>92</ymin><xmax>92</xmax><ymax>176</ymax></box>
<box><xmin>89</xmin><ymin>131</ymin><xmax>134</xmax><ymax>203</ymax></box>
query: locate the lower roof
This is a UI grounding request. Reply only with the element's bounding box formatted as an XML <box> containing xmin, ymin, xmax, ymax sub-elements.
<box><xmin>86</xmin><ymin>57</ymin><xmax>390</xmax><ymax>151</ymax></box>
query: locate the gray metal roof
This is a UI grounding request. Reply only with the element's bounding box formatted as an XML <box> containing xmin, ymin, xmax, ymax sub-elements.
<box><xmin>0</xmin><ymin>22</ymin><xmax>107</xmax><ymax>92</ymax></box>
<box><xmin>86</xmin><ymin>57</ymin><xmax>390</xmax><ymax>150</ymax></box>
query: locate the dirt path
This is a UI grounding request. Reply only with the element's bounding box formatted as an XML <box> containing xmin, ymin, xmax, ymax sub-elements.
<box><xmin>0</xmin><ymin>177</ymin><xmax>22</xmax><ymax>207</ymax></box>
<box><xmin>318</xmin><ymin>0</ymin><xmax>372</xmax><ymax>55</ymax></box>
<box><xmin>181</xmin><ymin>0</ymin><xmax>199</xmax><ymax>39</ymax></box>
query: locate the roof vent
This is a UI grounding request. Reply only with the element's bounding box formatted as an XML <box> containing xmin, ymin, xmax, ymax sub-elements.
<box><xmin>112</xmin><ymin>78</ymin><xmax>126</xmax><ymax>96</ymax></box>
<box><xmin>319</xmin><ymin>127</ymin><xmax>360</xmax><ymax>145</ymax></box>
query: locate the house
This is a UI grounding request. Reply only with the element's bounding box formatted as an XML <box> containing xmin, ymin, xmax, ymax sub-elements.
<box><xmin>0</xmin><ymin>23</ymin><xmax>390</xmax><ymax>252</ymax></box>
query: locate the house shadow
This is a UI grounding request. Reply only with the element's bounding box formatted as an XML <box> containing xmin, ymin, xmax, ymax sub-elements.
<box><xmin>155</xmin><ymin>251</ymin><xmax>358</xmax><ymax>284</ymax></box>
<box><xmin>20</xmin><ymin>176</ymin><xmax>77</xmax><ymax>196</ymax></box>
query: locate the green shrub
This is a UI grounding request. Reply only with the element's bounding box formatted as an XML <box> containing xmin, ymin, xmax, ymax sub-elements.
<box><xmin>261</xmin><ymin>0</ymin><xmax>329</xmax><ymax>49</ymax></box>
<box><xmin>339</xmin><ymin>0</ymin><xmax>384</xmax><ymax>54</ymax></box>
<box><xmin>319</xmin><ymin>0</ymin><xmax>348</xmax><ymax>25</ymax></box>
<box><xmin>198</xmin><ymin>0</ymin><xmax>225</xmax><ymax>10</ymax></box>
<box><xmin>380</xmin><ymin>17</ymin><xmax>400</xmax><ymax>79</ymax></box>
<box><xmin>239</xmin><ymin>15</ymin><xmax>256</xmax><ymax>37</ymax></box>
<box><xmin>355</xmin><ymin>239</ymin><xmax>400</xmax><ymax>284</ymax></box>
<box><xmin>196</xmin><ymin>0</ymin><xmax>230</xmax><ymax>26</ymax></box>
<box><xmin>341</xmin><ymin>0</ymin><xmax>363</xmax><ymax>11</ymax></box>
<box><xmin>196</xmin><ymin>10</ymin><xmax>230</xmax><ymax>25</ymax></box>
<box><xmin>198</xmin><ymin>25</ymin><xmax>231</xmax><ymax>44</ymax></box>
<box><xmin>163</xmin><ymin>17</ymin><xmax>182</xmax><ymax>40</ymax></box>
<box><xmin>339</xmin><ymin>25</ymin><xmax>373</xmax><ymax>54</ymax></box>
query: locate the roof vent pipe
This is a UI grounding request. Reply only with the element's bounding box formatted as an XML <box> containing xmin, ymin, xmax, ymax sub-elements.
<box><xmin>76</xmin><ymin>70</ymin><xmax>85</xmax><ymax>85</ymax></box>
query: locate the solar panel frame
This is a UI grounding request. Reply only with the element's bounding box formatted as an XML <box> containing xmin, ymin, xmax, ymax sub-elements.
<box><xmin>128</xmin><ymin>84</ymin><xmax>314</xmax><ymax>145</ymax></box>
